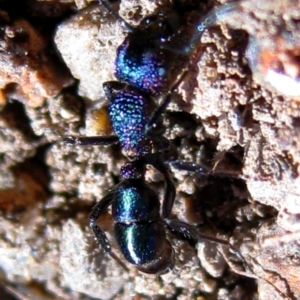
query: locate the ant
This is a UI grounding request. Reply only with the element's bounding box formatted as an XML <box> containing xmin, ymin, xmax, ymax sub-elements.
<box><xmin>65</xmin><ymin>0</ymin><xmax>249</xmax><ymax>274</ymax></box>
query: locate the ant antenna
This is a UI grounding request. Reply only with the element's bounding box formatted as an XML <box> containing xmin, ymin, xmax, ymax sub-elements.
<box><xmin>98</xmin><ymin>0</ymin><xmax>134</xmax><ymax>32</ymax></box>
<box><xmin>161</xmin><ymin>1</ymin><xmax>242</xmax><ymax>55</ymax></box>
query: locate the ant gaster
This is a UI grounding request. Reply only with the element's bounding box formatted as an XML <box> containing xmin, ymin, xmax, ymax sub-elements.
<box><xmin>65</xmin><ymin>0</ymin><xmax>248</xmax><ymax>274</ymax></box>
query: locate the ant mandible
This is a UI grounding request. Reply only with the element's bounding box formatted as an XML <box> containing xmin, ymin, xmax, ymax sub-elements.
<box><xmin>65</xmin><ymin>0</ymin><xmax>248</xmax><ymax>274</ymax></box>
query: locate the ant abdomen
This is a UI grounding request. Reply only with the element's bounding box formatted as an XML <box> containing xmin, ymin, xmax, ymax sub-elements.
<box><xmin>114</xmin><ymin>223</ymin><xmax>174</xmax><ymax>274</ymax></box>
<box><xmin>111</xmin><ymin>179</ymin><xmax>160</xmax><ymax>222</ymax></box>
<box><xmin>112</xmin><ymin>179</ymin><xmax>175</xmax><ymax>274</ymax></box>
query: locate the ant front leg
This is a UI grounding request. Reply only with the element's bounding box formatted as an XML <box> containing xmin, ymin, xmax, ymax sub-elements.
<box><xmin>146</xmin><ymin>69</ymin><xmax>188</xmax><ymax>134</ymax></box>
<box><xmin>169</xmin><ymin>160</ymin><xmax>213</xmax><ymax>175</ymax></box>
<box><xmin>170</xmin><ymin>158</ymin><xmax>242</xmax><ymax>178</ymax></box>
<box><xmin>146</xmin><ymin>92</ymin><xmax>173</xmax><ymax>133</ymax></box>
<box><xmin>64</xmin><ymin>135</ymin><xmax>119</xmax><ymax>146</ymax></box>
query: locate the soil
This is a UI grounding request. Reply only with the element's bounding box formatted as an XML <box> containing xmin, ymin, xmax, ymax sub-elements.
<box><xmin>0</xmin><ymin>0</ymin><xmax>299</xmax><ymax>299</ymax></box>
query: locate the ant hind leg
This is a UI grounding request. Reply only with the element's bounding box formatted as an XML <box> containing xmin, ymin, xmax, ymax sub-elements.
<box><xmin>164</xmin><ymin>218</ymin><xmax>255</xmax><ymax>278</ymax></box>
<box><xmin>89</xmin><ymin>188</ymin><xmax>129</xmax><ymax>271</ymax></box>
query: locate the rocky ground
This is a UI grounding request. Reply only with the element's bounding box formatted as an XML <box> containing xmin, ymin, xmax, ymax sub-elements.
<box><xmin>0</xmin><ymin>0</ymin><xmax>299</xmax><ymax>299</ymax></box>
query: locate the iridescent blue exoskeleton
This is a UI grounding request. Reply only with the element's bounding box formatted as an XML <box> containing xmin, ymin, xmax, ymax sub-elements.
<box><xmin>65</xmin><ymin>81</ymin><xmax>244</xmax><ymax>274</ymax></box>
<box><xmin>65</xmin><ymin>0</ymin><xmax>249</xmax><ymax>274</ymax></box>
<box><xmin>102</xmin><ymin>0</ymin><xmax>242</xmax><ymax>95</ymax></box>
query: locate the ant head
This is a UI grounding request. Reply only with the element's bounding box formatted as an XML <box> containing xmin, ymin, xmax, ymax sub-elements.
<box><xmin>140</xmin><ymin>11</ymin><xmax>179</xmax><ymax>43</ymax></box>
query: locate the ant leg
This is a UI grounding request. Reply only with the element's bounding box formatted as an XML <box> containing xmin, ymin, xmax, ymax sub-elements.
<box><xmin>98</xmin><ymin>0</ymin><xmax>134</xmax><ymax>32</ymax></box>
<box><xmin>64</xmin><ymin>135</ymin><xmax>119</xmax><ymax>146</ymax></box>
<box><xmin>166</xmin><ymin>161</ymin><xmax>251</xmax><ymax>274</ymax></box>
<box><xmin>164</xmin><ymin>219</ymin><xmax>254</xmax><ymax>277</ymax></box>
<box><xmin>89</xmin><ymin>188</ymin><xmax>129</xmax><ymax>271</ymax></box>
<box><xmin>170</xmin><ymin>159</ymin><xmax>231</xmax><ymax>187</ymax></box>
<box><xmin>170</xmin><ymin>159</ymin><xmax>242</xmax><ymax>179</ymax></box>
<box><xmin>160</xmin><ymin>1</ymin><xmax>242</xmax><ymax>55</ymax></box>
<box><xmin>160</xmin><ymin>159</ymin><xmax>252</xmax><ymax>276</ymax></box>
<box><xmin>89</xmin><ymin>191</ymin><xmax>115</xmax><ymax>253</ymax></box>
<box><xmin>154</xmin><ymin>159</ymin><xmax>176</xmax><ymax>219</ymax></box>
<box><xmin>165</xmin><ymin>218</ymin><xmax>232</xmax><ymax>247</ymax></box>
<box><xmin>146</xmin><ymin>93</ymin><xmax>172</xmax><ymax>133</ymax></box>
<box><xmin>170</xmin><ymin>160</ymin><xmax>213</xmax><ymax>175</ymax></box>
<box><xmin>146</xmin><ymin>70</ymin><xmax>188</xmax><ymax>133</ymax></box>
<box><xmin>162</xmin><ymin>176</ymin><xmax>176</xmax><ymax>218</ymax></box>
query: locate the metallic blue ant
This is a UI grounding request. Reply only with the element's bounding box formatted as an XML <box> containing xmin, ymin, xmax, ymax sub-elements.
<box><xmin>65</xmin><ymin>1</ymin><xmax>249</xmax><ymax>274</ymax></box>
